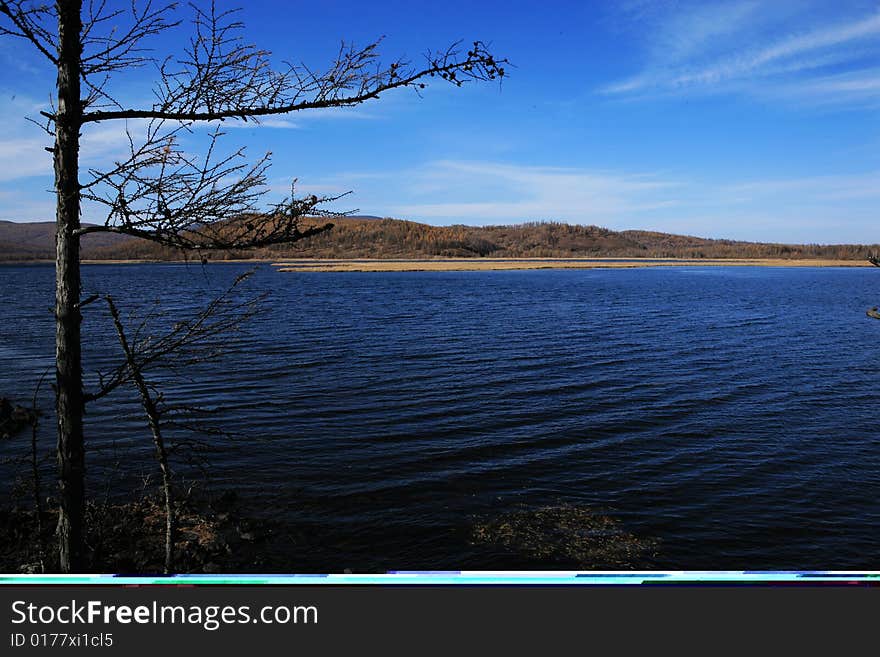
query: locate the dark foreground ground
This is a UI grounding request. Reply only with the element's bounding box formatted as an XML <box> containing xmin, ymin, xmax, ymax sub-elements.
<box><xmin>1</xmin><ymin>493</ymin><xmax>657</xmax><ymax>574</ymax></box>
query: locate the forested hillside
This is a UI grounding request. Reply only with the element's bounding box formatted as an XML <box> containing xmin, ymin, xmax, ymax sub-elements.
<box><xmin>1</xmin><ymin>217</ymin><xmax>877</xmax><ymax>261</ymax></box>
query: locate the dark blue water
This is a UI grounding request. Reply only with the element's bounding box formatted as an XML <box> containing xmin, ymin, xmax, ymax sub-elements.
<box><xmin>2</xmin><ymin>262</ymin><xmax>880</xmax><ymax>570</ymax></box>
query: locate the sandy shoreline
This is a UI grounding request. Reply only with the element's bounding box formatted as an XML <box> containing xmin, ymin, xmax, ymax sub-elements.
<box><xmin>272</xmin><ymin>257</ymin><xmax>873</xmax><ymax>272</ymax></box>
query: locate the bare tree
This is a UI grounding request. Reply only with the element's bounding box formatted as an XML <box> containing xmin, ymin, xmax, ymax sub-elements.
<box><xmin>28</xmin><ymin>371</ymin><xmax>50</xmax><ymax>573</ymax></box>
<box><xmin>0</xmin><ymin>0</ymin><xmax>507</xmax><ymax>571</ymax></box>
<box><xmin>98</xmin><ymin>270</ymin><xmax>259</xmax><ymax>573</ymax></box>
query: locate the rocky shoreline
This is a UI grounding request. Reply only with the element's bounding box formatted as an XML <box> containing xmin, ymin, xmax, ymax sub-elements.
<box><xmin>1</xmin><ymin>497</ymin><xmax>658</xmax><ymax>574</ymax></box>
<box><xmin>0</xmin><ymin>491</ymin><xmax>279</xmax><ymax>574</ymax></box>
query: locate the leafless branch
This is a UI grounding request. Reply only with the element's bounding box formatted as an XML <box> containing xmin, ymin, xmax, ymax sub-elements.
<box><xmin>76</xmin><ymin>3</ymin><xmax>507</xmax><ymax>124</ymax></box>
<box><xmin>84</xmin><ymin>268</ymin><xmax>263</xmax><ymax>403</ymax></box>
<box><xmin>78</xmin><ymin>118</ymin><xmax>342</xmax><ymax>250</ymax></box>
<box><xmin>81</xmin><ymin>0</ymin><xmax>179</xmax><ymax>75</ymax></box>
<box><xmin>105</xmin><ymin>293</ymin><xmax>178</xmax><ymax>572</ymax></box>
<box><xmin>0</xmin><ymin>1</ymin><xmax>57</xmax><ymax>65</ymax></box>
<box><xmin>5</xmin><ymin>2</ymin><xmax>506</xmax><ymax>256</ymax></box>
<box><xmin>5</xmin><ymin>3</ymin><xmax>506</xmax><ymax>257</ymax></box>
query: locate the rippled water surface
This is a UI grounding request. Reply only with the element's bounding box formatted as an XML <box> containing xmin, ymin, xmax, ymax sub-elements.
<box><xmin>2</xmin><ymin>262</ymin><xmax>880</xmax><ymax>569</ymax></box>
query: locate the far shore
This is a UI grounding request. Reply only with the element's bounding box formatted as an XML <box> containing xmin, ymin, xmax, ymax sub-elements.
<box><xmin>0</xmin><ymin>258</ymin><xmax>277</xmax><ymax>265</ymax></box>
<box><xmin>272</xmin><ymin>257</ymin><xmax>874</xmax><ymax>272</ymax></box>
<box><xmin>1</xmin><ymin>257</ymin><xmax>875</xmax><ymax>270</ymax></box>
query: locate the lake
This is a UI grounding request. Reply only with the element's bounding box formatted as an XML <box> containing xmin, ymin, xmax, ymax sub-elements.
<box><xmin>2</xmin><ymin>262</ymin><xmax>880</xmax><ymax>570</ymax></box>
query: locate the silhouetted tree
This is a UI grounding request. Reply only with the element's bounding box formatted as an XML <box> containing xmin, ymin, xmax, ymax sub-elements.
<box><xmin>0</xmin><ymin>0</ymin><xmax>508</xmax><ymax>571</ymax></box>
<box><xmin>95</xmin><ymin>269</ymin><xmax>259</xmax><ymax>573</ymax></box>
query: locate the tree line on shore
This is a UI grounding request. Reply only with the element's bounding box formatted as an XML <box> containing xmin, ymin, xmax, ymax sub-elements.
<box><xmin>3</xmin><ymin>217</ymin><xmax>878</xmax><ymax>262</ymax></box>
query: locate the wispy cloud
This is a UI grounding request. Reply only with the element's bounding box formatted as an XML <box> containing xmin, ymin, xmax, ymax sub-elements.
<box><xmin>0</xmin><ymin>125</ymin><xmax>155</xmax><ymax>185</ymax></box>
<box><xmin>4</xmin><ymin>149</ymin><xmax>879</xmax><ymax>242</ymax></box>
<box><xmin>603</xmin><ymin>2</ymin><xmax>880</xmax><ymax>106</ymax></box>
<box><xmin>720</xmin><ymin>171</ymin><xmax>880</xmax><ymax>203</ymax></box>
<box><xmin>213</xmin><ymin>107</ymin><xmax>378</xmax><ymax>130</ymax></box>
<box><xmin>316</xmin><ymin>160</ymin><xmax>683</xmax><ymax>225</ymax></box>
<box><xmin>0</xmin><ymin>189</ymin><xmax>55</xmax><ymax>222</ymax></box>
<box><xmin>221</xmin><ymin>117</ymin><xmax>302</xmax><ymax>130</ymax></box>
<box><xmin>775</xmin><ymin>68</ymin><xmax>880</xmax><ymax>107</ymax></box>
<box><xmin>0</xmin><ymin>137</ymin><xmax>52</xmax><ymax>181</ymax></box>
<box><xmin>298</xmin><ymin>159</ymin><xmax>880</xmax><ymax>243</ymax></box>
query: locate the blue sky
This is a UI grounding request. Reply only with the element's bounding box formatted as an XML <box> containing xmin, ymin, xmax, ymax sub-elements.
<box><xmin>0</xmin><ymin>0</ymin><xmax>879</xmax><ymax>243</ymax></box>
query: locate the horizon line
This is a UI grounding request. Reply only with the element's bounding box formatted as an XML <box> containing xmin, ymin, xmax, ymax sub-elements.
<box><xmin>2</xmin><ymin>216</ymin><xmax>879</xmax><ymax>249</ymax></box>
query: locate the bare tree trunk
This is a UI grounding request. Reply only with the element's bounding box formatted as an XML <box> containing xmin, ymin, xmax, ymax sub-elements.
<box><xmin>28</xmin><ymin>367</ymin><xmax>52</xmax><ymax>572</ymax></box>
<box><xmin>54</xmin><ymin>0</ymin><xmax>85</xmax><ymax>573</ymax></box>
<box><xmin>0</xmin><ymin>0</ymin><xmax>505</xmax><ymax>575</ymax></box>
<box><xmin>30</xmin><ymin>417</ymin><xmax>45</xmax><ymax>572</ymax></box>
<box><xmin>106</xmin><ymin>296</ymin><xmax>175</xmax><ymax>574</ymax></box>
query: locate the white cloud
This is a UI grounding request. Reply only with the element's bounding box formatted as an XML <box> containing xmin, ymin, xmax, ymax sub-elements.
<box><xmin>0</xmin><ymin>189</ymin><xmax>55</xmax><ymax>222</ymax></box>
<box><xmin>602</xmin><ymin>3</ymin><xmax>880</xmax><ymax>105</ymax></box>
<box><xmin>648</xmin><ymin>1</ymin><xmax>760</xmax><ymax>63</ymax></box>
<box><xmin>779</xmin><ymin>68</ymin><xmax>880</xmax><ymax>104</ymax></box>
<box><xmin>4</xmin><ymin>152</ymin><xmax>880</xmax><ymax>241</ymax></box>
<box><xmin>208</xmin><ymin>107</ymin><xmax>378</xmax><ymax>130</ymax></box>
<box><xmin>299</xmin><ymin>159</ymin><xmax>880</xmax><ymax>243</ymax></box>
<box><xmin>721</xmin><ymin>171</ymin><xmax>880</xmax><ymax>203</ymax></box>
<box><xmin>345</xmin><ymin>160</ymin><xmax>681</xmax><ymax>225</ymax></box>
<box><xmin>0</xmin><ymin>137</ymin><xmax>52</xmax><ymax>181</ymax></box>
<box><xmin>221</xmin><ymin>117</ymin><xmax>301</xmax><ymax>130</ymax></box>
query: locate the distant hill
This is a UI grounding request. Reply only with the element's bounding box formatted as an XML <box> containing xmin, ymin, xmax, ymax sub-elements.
<box><xmin>0</xmin><ymin>220</ymin><xmax>133</xmax><ymax>261</ymax></box>
<box><xmin>1</xmin><ymin>217</ymin><xmax>877</xmax><ymax>262</ymax></box>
